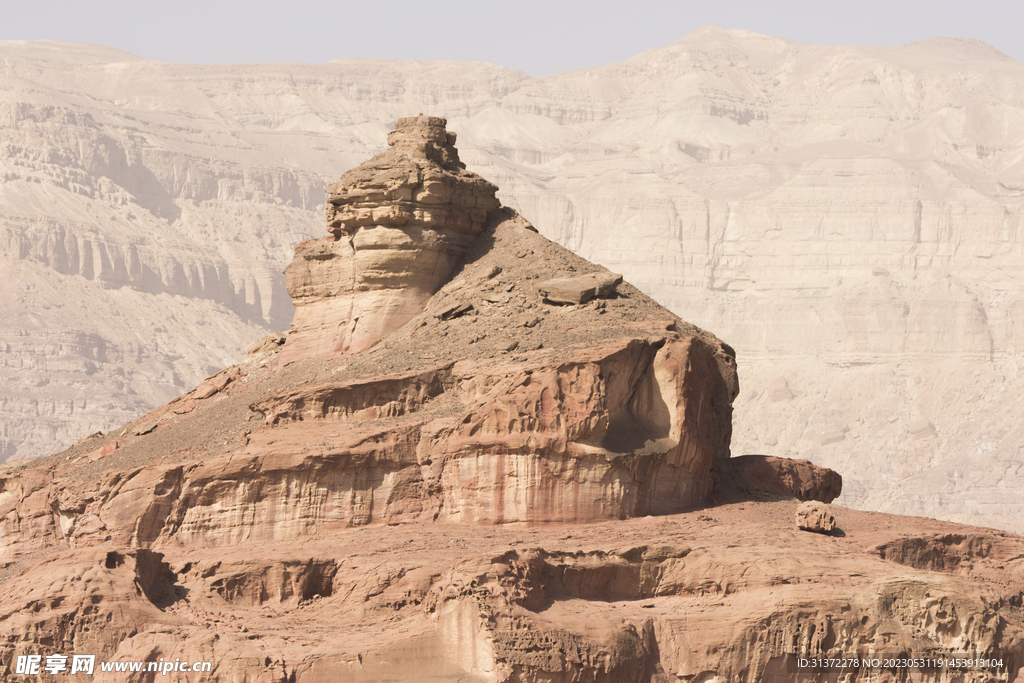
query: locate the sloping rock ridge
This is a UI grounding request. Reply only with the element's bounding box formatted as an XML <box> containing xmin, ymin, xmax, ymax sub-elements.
<box><xmin>1</xmin><ymin>118</ymin><xmax>1022</xmax><ymax>682</ymax></box>
<box><xmin>0</xmin><ymin>116</ymin><xmax>739</xmax><ymax>552</ymax></box>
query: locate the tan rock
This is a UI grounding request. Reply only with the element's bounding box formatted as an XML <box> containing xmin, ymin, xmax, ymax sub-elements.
<box><xmin>3</xmin><ymin>121</ymin><xmax>1019</xmax><ymax>680</ymax></box>
<box><xmin>0</xmin><ymin>127</ymin><xmax>739</xmax><ymax>564</ymax></box>
<box><xmin>280</xmin><ymin>116</ymin><xmax>500</xmax><ymax>363</ymax></box>
<box><xmin>796</xmin><ymin>500</ymin><xmax>836</xmax><ymax>533</ymax></box>
<box><xmin>7</xmin><ymin>501</ymin><xmax>1018</xmax><ymax>682</ymax></box>
<box><xmin>537</xmin><ymin>272</ymin><xmax>622</xmax><ymax>305</ymax></box>
<box><xmin>1</xmin><ymin>76</ymin><xmax>1022</xmax><ymax>677</ymax></box>
<box><xmin>191</xmin><ymin>367</ymin><xmax>239</xmax><ymax>400</ymax></box>
<box><xmin>327</xmin><ymin>116</ymin><xmax>498</xmax><ymax>238</ymax></box>
<box><xmin>3</xmin><ymin>34</ymin><xmax>1024</xmax><ymax>536</ymax></box>
<box><xmin>244</xmin><ymin>332</ymin><xmax>286</xmax><ymax>357</ymax></box>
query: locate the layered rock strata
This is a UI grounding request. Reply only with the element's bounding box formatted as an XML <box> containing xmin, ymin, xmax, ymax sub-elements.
<box><xmin>1</xmin><ymin>502</ymin><xmax>1021</xmax><ymax>681</ymax></box>
<box><xmin>0</xmin><ymin>114</ymin><xmax>740</xmax><ymax>555</ymax></box>
<box><xmin>0</xmin><ymin>116</ymin><xmax>1022</xmax><ymax>681</ymax></box>
<box><xmin>282</xmin><ymin>116</ymin><xmax>500</xmax><ymax>363</ymax></box>
<box><xmin>3</xmin><ymin>35</ymin><xmax>1024</xmax><ymax>536</ymax></box>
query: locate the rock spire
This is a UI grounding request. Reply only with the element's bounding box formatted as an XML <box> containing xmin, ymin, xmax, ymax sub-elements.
<box><xmin>2</xmin><ymin>114</ymin><xmax>1018</xmax><ymax>683</ymax></box>
<box><xmin>281</xmin><ymin>116</ymin><xmax>501</xmax><ymax>362</ymax></box>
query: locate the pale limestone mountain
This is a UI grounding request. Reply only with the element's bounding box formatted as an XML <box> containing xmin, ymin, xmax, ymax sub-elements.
<box><xmin>1</xmin><ymin>27</ymin><xmax>1023</xmax><ymax>532</ymax></box>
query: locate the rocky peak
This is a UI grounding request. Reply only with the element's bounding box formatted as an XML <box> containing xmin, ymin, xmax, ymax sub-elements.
<box><xmin>385</xmin><ymin>115</ymin><xmax>461</xmax><ymax>167</ymax></box>
<box><xmin>325</xmin><ymin>115</ymin><xmax>497</xmax><ymax>237</ymax></box>
<box><xmin>1</xmin><ymin>112</ymin><xmax>1020</xmax><ymax>683</ymax></box>
<box><xmin>282</xmin><ymin>116</ymin><xmax>500</xmax><ymax>362</ymax></box>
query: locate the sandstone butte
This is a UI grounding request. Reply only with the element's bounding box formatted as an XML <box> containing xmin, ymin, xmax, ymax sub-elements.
<box><xmin>1</xmin><ymin>117</ymin><xmax>1022</xmax><ymax>683</ymax></box>
<box><xmin>7</xmin><ymin>30</ymin><xmax>1024</xmax><ymax>536</ymax></box>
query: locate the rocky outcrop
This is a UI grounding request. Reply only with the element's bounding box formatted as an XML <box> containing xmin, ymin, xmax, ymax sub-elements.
<box><xmin>426</xmin><ymin>515</ymin><xmax>1024</xmax><ymax>682</ymax></box>
<box><xmin>326</xmin><ymin>116</ymin><xmax>499</xmax><ymax>239</ymax></box>
<box><xmin>538</xmin><ymin>272</ymin><xmax>623</xmax><ymax>305</ymax></box>
<box><xmin>2</xmin><ymin>501</ymin><xmax>1021</xmax><ymax>682</ymax></box>
<box><xmin>713</xmin><ymin>453</ymin><xmax>843</xmax><ymax>504</ymax></box>
<box><xmin>3</xmin><ymin>34</ymin><xmax>1024</xmax><ymax>538</ymax></box>
<box><xmin>281</xmin><ymin>116</ymin><xmax>500</xmax><ymax>362</ymax></box>
<box><xmin>0</xmin><ymin>113</ymin><xmax>740</xmax><ymax>559</ymax></box>
<box><xmin>0</xmin><ymin>115</ymin><xmax>1022</xmax><ymax>682</ymax></box>
<box><xmin>0</xmin><ymin>334</ymin><xmax>729</xmax><ymax>557</ymax></box>
<box><xmin>875</xmin><ymin>533</ymin><xmax>997</xmax><ymax>574</ymax></box>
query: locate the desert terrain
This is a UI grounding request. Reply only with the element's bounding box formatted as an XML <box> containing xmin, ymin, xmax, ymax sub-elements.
<box><xmin>0</xmin><ymin>115</ymin><xmax>1020</xmax><ymax>682</ymax></box>
<box><xmin>1</xmin><ymin>28</ymin><xmax>1022</xmax><ymax>527</ymax></box>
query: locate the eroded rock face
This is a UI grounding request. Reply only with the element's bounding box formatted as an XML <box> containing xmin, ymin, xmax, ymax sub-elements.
<box><xmin>2</xmin><ymin>504</ymin><xmax>1022</xmax><ymax>682</ymax></box>
<box><xmin>4</xmin><ymin>36</ymin><xmax>1024</xmax><ymax>538</ymax></box>
<box><xmin>0</xmin><ymin>216</ymin><xmax>738</xmax><ymax>563</ymax></box>
<box><xmin>282</xmin><ymin>116</ymin><xmax>500</xmax><ymax>362</ymax></box>
<box><xmin>1</xmin><ymin>117</ymin><xmax>1020</xmax><ymax>682</ymax></box>
<box><xmin>426</xmin><ymin>520</ymin><xmax>1024</xmax><ymax>682</ymax></box>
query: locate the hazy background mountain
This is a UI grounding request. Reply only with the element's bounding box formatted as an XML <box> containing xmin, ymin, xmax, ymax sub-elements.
<box><xmin>2</xmin><ymin>27</ymin><xmax>1023</xmax><ymax>531</ymax></box>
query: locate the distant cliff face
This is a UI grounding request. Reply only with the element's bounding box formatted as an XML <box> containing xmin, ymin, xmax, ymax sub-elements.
<box><xmin>2</xmin><ymin>30</ymin><xmax>1024</xmax><ymax>530</ymax></box>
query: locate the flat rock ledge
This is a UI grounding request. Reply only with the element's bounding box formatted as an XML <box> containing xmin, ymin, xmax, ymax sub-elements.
<box><xmin>538</xmin><ymin>272</ymin><xmax>623</xmax><ymax>305</ymax></box>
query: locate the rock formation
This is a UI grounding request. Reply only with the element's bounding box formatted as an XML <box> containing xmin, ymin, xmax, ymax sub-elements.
<box><xmin>796</xmin><ymin>500</ymin><xmax>837</xmax><ymax>534</ymax></box>
<box><xmin>713</xmin><ymin>454</ymin><xmax>843</xmax><ymax>504</ymax></box>
<box><xmin>0</xmin><ymin>117</ymin><xmax>739</xmax><ymax>548</ymax></box>
<box><xmin>1</xmin><ymin>118</ymin><xmax>1022</xmax><ymax>682</ymax></box>
<box><xmin>3</xmin><ymin>32</ymin><xmax>1024</xmax><ymax>534</ymax></box>
<box><xmin>282</xmin><ymin>116</ymin><xmax>500</xmax><ymax>362</ymax></box>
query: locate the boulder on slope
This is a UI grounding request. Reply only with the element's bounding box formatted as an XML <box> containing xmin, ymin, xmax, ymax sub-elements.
<box><xmin>538</xmin><ymin>271</ymin><xmax>623</xmax><ymax>305</ymax></box>
<box><xmin>797</xmin><ymin>500</ymin><xmax>837</xmax><ymax>533</ymax></box>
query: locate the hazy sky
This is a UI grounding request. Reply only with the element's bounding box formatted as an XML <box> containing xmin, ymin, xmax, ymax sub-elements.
<box><xmin>2</xmin><ymin>0</ymin><xmax>1021</xmax><ymax>76</ymax></box>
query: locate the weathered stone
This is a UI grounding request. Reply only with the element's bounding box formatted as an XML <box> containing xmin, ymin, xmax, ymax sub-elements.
<box><xmin>538</xmin><ymin>272</ymin><xmax>623</xmax><ymax>305</ymax></box>
<box><xmin>1</xmin><ymin>503</ymin><xmax>1020</xmax><ymax>683</ymax></box>
<box><xmin>714</xmin><ymin>454</ymin><xmax>842</xmax><ymax>503</ymax></box>
<box><xmin>244</xmin><ymin>333</ymin><xmax>286</xmax><ymax>357</ymax></box>
<box><xmin>192</xmin><ymin>371</ymin><xmax>235</xmax><ymax>400</ymax></box>
<box><xmin>4</xmin><ymin>36</ymin><xmax>1024</xmax><ymax>540</ymax></box>
<box><xmin>133</xmin><ymin>421</ymin><xmax>157</xmax><ymax>436</ymax></box>
<box><xmin>280</xmin><ymin>116</ymin><xmax>500</xmax><ymax>363</ymax></box>
<box><xmin>2</xmin><ymin>112</ymin><xmax>1022</xmax><ymax>682</ymax></box>
<box><xmin>327</xmin><ymin>116</ymin><xmax>498</xmax><ymax>238</ymax></box>
<box><xmin>435</xmin><ymin>302</ymin><xmax>474</xmax><ymax>320</ymax></box>
<box><xmin>796</xmin><ymin>500</ymin><xmax>836</xmax><ymax>533</ymax></box>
